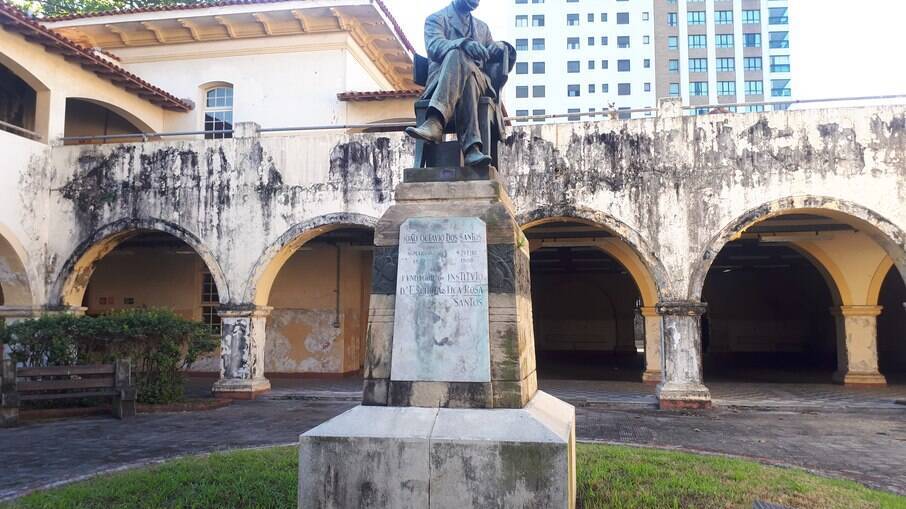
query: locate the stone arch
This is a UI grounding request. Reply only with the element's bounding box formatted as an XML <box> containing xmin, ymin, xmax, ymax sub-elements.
<box><xmin>0</xmin><ymin>222</ymin><xmax>35</xmax><ymax>306</ymax></box>
<box><xmin>783</xmin><ymin>242</ymin><xmax>847</xmax><ymax>307</ymax></box>
<box><xmin>246</xmin><ymin>213</ymin><xmax>379</xmax><ymax>306</ymax></box>
<box><xmin>64</xmin><ymin>97</ymin><xmax>155</xmax><ymax>137</ymax></box>
<box><xmin>0</xmin><ymin>52</ymin><xmax>49</xmax><ymax>138</ymax></box>
<box><xmin>517</xmin><ymin>205</ymin><xmax>670</xmax><ymax>304</ymax></box>
<box><xmin>867</xmin><ymin>257</ymin><xmax>895</xmax><ymax>306</ymax></box>
<box><xmin>52</xmin><ymin>218</ymin><xmax>228</xmax><ymax>307</ymax></box>
<box><xmin>689</xmin><ymin>196</ymin><xmax>906</xmax><ymax>301</ymax></box>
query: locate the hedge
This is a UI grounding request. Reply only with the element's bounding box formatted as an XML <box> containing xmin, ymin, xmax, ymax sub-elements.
<box><xmin>0</xmin><ymin>309</ymin><xmax>218</xmax><ymax>404</ymax></box>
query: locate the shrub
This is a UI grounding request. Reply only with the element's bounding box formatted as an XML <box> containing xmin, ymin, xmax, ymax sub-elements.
<box><xmin>0</xmin><ymin>309</ymin><xmax>218</xmax><ymax>404</ymax></box>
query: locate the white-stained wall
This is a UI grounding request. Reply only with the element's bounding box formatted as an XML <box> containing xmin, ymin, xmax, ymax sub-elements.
<box><xmin>0</xmin><ymin>27</ymin><xmax>166</xmax><ymax>141</ymax></box>
<box><xmin>111</xmin><ymin>33</ymin><xmax>395</xmax><ymax>133</ymax></box>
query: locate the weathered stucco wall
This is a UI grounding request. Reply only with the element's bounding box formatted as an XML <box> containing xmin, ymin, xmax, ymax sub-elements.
<box><xmin>1</xmin><ymin>129</ymin><xmax>48</xmax><ymax>307</ymax></box>
<box><xmin>6</xmin><ymin>103</ymin><xmax>906</xmax><ymax>321</ymax></box>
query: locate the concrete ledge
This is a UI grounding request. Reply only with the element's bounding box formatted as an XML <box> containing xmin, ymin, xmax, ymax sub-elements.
<box><xmin>835</xmin><ymin>371</ymin><xmax>888</xmax><ymax>387</ymax></box>
<box><xmin>212</xmin><ymin>378</ymin><xmax>271</xmax><ymax>400</ymax></box>
<box><xmin>641</xmin><ymin>370</ymin><xmax>662</xmax><ymax>385</ymax></box>
<box><xmin>657</xmin><ymin>381</ymin><xmax>712</xmax><ymax>410</ymax></box>
<box><xmin>659</xmin><ymin>398</ymin><xmax>712</xmax><ymax>410</ymax></box>
<box><xmin>403</xmin><ymin>166</ymin><xmax>498</xmax><ymax>183</ymax></box>
<box><xmin>299</xmin><ymin>391</ymin><xmax>576</xmax><ymax>508</ymax></box>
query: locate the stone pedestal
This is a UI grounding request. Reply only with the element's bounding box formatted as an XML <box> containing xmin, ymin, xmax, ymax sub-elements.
<box><xmin>656</xmin><ymin>301</ymin><xmax>712</xmax><ymax>409</ymax></box>
<box><xmin>299</xmin><ymin>392</ymin><xmax>575</xmax><ymax>509</ymax></box>
<box><xmin>212</xmin><ymin>306</ymin><xmax>272</xmax><ymax>399</ymax></box>
<box><xmin>300</xmin><ymin>171</ymin><xmax>575</xmax><ymax>508</ymax></box>
<box><xmin>832</xmin><ymin>305</ymin><xmax>887</xmax><ymax>387</ymax></box>
<box><xmin>364</xmin><ymin>176</ymin><xmax>538</xmax><ymax>408</ymax></box>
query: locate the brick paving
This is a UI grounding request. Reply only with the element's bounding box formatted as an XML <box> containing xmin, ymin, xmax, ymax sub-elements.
<box><xmin>2</xmin><ymin>378</ymin><xmax>905</xmax><ymax>501</ymax></box>
<box><xmin>247</xmin><ymin>376</ymin><xmax>906</xmax><ymax>411</ymax></box>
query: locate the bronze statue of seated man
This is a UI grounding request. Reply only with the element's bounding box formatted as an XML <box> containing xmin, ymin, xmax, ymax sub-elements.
<box><xmin>405</xmin><ymin>0</ymin><xmax>515</xmax><ymax>168</ymax></box>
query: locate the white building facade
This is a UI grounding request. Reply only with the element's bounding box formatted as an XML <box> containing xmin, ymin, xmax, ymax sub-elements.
<box><xmin>653</xmin><ymin>0</ymin><xmax>792</xmax><ymax>114</ymax></box>
<box><xmin>506</xmin><ymin>0</ymin><xmax>658</xmax><ymax>122</ymax></box>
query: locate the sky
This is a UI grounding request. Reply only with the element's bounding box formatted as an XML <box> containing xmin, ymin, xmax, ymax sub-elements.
<box><xmin>382</xmin><ymin>0</ymin><xmax>906</xmax><ymax>102</ymax></box>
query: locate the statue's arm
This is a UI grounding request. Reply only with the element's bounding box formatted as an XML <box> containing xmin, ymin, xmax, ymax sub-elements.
<box><xmin>425</xmin><ymin>15</ymin><xmax>467</xmax><ymax>63</ymax></box>
<box><xmin>483</xmin><ymin>29</ymin><xmax>516</xmax><ymax>71</ymax></box>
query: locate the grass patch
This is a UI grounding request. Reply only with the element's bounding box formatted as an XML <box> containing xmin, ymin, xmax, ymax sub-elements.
<box><xmin>576</xmin><ymin>444</ymin><xmax>906</xmax><ymax>509</ymax></box>
<box><xmin>4</xmin><ymin>444</ymin><xmax>904</xmax><ymax>509</ymax></box>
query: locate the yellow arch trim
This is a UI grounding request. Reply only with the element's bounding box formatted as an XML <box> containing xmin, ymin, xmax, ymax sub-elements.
<box><xmin>596</xmin><ymin>239</ymin><xmax>659</xmax><ymax>307</ymax></box>
<box><xmin>0</xmin><ymin>222</ymin><xmax>34</xmax><ymax>306</ymax></box>
<box><xmin>867</xmin><ymin>256</ymin><xmax>894</xmax><ymax>306</ymax></box>
<box><xmin>787</xmin><ymin>240</ymin><xmax>853</xmax><ymax>306</ymax></box>
<box><xmin>252</xmin><ymin>225</ymin><xmax>337</xmax><ymax>306</ymax></box>
<box><xmin>520</xmin><ymin>216</ymin><xmax>659</xmax><ymax>307</ymax></box>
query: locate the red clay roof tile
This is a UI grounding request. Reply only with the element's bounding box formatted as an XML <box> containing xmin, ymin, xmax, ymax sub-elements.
<box><xmin>0</xmin><ymin>1</ymin><xmax>191</xmax><ymax>111</ymax></box>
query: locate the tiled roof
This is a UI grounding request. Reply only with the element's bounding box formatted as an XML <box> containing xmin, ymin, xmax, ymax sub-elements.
<box><xmin>337</xmin><ymin>89</ymin><xmax>422</xmax><ymax>102</ymax></box>
<box><xmin>0</xmin><ymin>1</ymin><xmax>191</xmax><ymax>111</ymax></box>
<box><xmin>42</xmin><ymin>0</ymin><xmax>416</xmax><ymax>55</ymax></box>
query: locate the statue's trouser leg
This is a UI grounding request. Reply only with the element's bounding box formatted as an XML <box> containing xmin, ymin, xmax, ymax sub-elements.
<box><xmin>427</xmin><ymin>50</ymin><xmax>469</xmax><ymax>124</ymax></box>
<box><xmin>428</xmin><ymin>49</ymin><xmax>487</xmax><ymax>152</ymax></box>
<box><xmin>455</xmin><ymin>75</ymin><xmax>483</xmax><ymax>152</ymax></box>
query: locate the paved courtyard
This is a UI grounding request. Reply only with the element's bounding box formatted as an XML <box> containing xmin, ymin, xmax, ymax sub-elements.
<box><xmin>250</xmin><ymin>376</ymin><xmax>906</xmax><ymax>411</ymax></box>
<box><xmin>2</xmin><ymin>378</ymin><xmax>905</xmax><ymax>501</ymax></box>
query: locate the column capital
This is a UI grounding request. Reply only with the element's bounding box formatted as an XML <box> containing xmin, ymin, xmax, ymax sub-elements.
<box><xmin>656</xmin><ymin>301</ymin><xmax>707</xmax><ymax>317</ymax></box>
<box><xmin>639</xmin><ymin>306</ymin><xmax>660</xmax><ymax>318</ymax></box>
<box><xmin>217</xmin><ymin>305</ymin><xmax>273</xmax><ymax>319</ymax></box>
<box><xmin>0</xmin><ymin>306</ymin><xmax>44</xmax><ymax>319</ymax></box>
<box><xmin>830</xmin><ymin>305</ymin><xmax>883</xmax><ymax>317</ymax></box>
<box><xmin>38</xmin><ymin>305</ymin><xmax>88</xmax><ymax>316</ymax></box>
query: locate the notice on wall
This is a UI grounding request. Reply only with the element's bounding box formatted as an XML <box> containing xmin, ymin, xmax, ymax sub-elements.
<box><xmin>390</xmin><ymin>217</ymin><xmax>491</xmax><ymax>382</ymax></box>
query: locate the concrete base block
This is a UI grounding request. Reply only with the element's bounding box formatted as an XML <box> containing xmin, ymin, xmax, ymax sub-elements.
<box><xmin>641</xmin><ymin>370</ymin><xmax>662</xmax><ymax>385</ymax></box>
<box><xmin>299</xmin><ymin>392</ymin><xmax>576</xmax><ymax>509</ymax></box>
<box><xmin>835</xmin><ymin>370</ymin><xmax>888</xmax><ymax>387</ymax></box>
<box><xmin>657</xmin><ymin>381</ymin><xmax>712</xmax><ymax>410</ymax></box>
<box><xmin>212</xmin><ymin>378</ymin><xmax>271</xmax><ymax>399</ymax></box>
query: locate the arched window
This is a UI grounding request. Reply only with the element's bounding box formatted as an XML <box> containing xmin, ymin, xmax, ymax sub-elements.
<box><xmin>204</xmin><ymin>86</ymin><xmax>233</xmax><ymax>139</ymax></box>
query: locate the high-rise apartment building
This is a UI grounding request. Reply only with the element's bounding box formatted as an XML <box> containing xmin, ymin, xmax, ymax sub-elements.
<box><xmin>507</xmin><ymin>0</ymin><xmax>657</xmax><ymax>122</ymax></box>
<box><xmin>653</xmin><ymin>0</ymin><xmax>792</xmax><ymax>113</ymax></box>
<box><xmin>505</xmin><ymin>0</ymin><xmax>792</xmax><ymax>122</ymax></box>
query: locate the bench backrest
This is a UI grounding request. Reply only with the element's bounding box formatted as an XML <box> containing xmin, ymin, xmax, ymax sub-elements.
<box><xmin>3</xmin><ymin>360</ymin><xmax>132</xmax><ymax>397</ymax></box>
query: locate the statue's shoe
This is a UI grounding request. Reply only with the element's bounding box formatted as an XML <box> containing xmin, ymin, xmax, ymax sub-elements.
<box><xmin>464</xmin><ymin>147</ymin><xmax>492</xmax><ymax>168</ymax></box>
<box><xmin>405</xmin><ymin>119</ymin><xmax>444</xmax><ymax>144</ymax></box>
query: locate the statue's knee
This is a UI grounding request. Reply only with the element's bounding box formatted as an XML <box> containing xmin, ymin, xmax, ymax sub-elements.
<box><xmin>444</xmin><ymin>49</ymin><xmax>468</xmax><ymax>65</ymax></box>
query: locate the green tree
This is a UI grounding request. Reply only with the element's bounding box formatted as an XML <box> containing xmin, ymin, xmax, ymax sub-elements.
<box><xmin>13</xmin><ymin>0</ymin><xmax>216</xmax><ymax>18</ymax></box>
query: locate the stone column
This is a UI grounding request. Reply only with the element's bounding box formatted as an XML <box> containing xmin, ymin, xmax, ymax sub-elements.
<box><xmin>656</xmin><ymin>301</ymin><xmax>711</xmax><ymax>409</ymax></box>
<box><xmin>832</xmin><ymin>305</ymin><xmax>887</xmax><ymax>386</ymax></box>
<box><xmin>640</xmin><ymin>306</ymin><xmax>662</xmax><ymax>384</ymax></box>
<box><xmin>212</xmin><ymin>306</ymin><xmax>273</xmax><ymax>399</ymax></box>
<box><xmin>0</xmin><ymin>306</ymin><xmax>83</xmax><ymax>359</ymax></box>
<box><xmin>0</xmin><ymin>307</ymin><xmax>41</xmax><ymax>359</ymax></box>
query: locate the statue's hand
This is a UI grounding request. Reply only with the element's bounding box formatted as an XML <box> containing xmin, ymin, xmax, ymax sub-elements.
<box><xmin>488</xmin><ymin>41</ymin><xmax>506</xmax><ymax>60</ymax></box>
<box><xmin>463</xmin><ymin>40</ymin><xmax>489</xmax><ymax>62</ymax></box>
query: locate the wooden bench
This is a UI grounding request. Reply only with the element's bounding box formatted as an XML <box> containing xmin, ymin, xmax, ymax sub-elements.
<box><xmin>1</xmin><ymin>359</ymin><xmax>136</xmax><ymax>427</ymax></box>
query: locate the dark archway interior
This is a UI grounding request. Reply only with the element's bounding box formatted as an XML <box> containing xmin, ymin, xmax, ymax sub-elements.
<box><xmin>527</xmin><ymin>222</ymin><xmax>643</xmax><ymax>381</ymax></box>
<box><xmin>64</xmin><ymin>98</ymin><xmax>142</xmax><ymax>143</ymax></box>
<box><xmin>877</xmin><ymin>267</ymin><xmax>906</xmax><ymax>381</ymax></box>
<box><xmin>0</xmin><ymin>62</ymin><xmax>36</xmax><ymax>133</ymax></box>
<box><xmin>82</xmin><ymin>231</ymin><xmax>221</xmax><ymax>332</ymax></box>
<box><xmin>702</xmin><ymin>240</ymin><xmax>837</xmax><ymax>383</ymax></box>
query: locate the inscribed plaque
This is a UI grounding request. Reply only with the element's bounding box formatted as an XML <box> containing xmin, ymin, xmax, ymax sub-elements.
<box><xmin>390</xmin><ymin>217</ymin><xmax>491</xmax><ymax>382</ymax></box>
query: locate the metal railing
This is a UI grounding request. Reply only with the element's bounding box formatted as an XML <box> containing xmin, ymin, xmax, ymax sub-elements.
<box><xmin>0</xmin><ymin>120</ymin><xmax>42</xmax><ymax>141</ymax></box>
<box><xmin>53</xmin><ymin>93</ymin><xmax>906</xmax><ymax>145</ymax></box>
